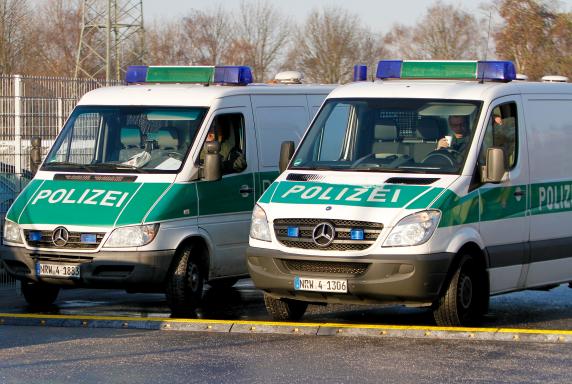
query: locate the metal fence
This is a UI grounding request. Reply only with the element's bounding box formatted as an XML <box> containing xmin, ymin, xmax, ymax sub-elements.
<box><xmin>0</xmin><ymin>74</ymin><xmax>122</xmax><ymax>286</ymax></box>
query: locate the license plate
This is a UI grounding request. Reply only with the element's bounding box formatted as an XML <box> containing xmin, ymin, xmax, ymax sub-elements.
<box><xmin>37</xmin><ymin>263</ymin><xmax>80</xmax><ymax>279</ymax></box>
<box><xmin>294</xmin><ymin>276</ymin><xmax>347</xmax><ymax>293</ymax></box>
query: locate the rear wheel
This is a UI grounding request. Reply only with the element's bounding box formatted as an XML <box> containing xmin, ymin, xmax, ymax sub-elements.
<box><xmin>264</xmin><ymin>294</ymin><xmax>308</xmax><ymax>321</ymax></box>
<box><xmin>166</xmin><ymin>244</ymin><xmax>205</xmax><ymax>315</ymax></box>
<box><xmin>433</xmin><ymin>254</ymin><xmax>488</xmax><ymax>327</ymax></box>
<box><xmin>21</xmin><ymin>281</ymin><xmax>60</xmax><ymax>306</ymax></box>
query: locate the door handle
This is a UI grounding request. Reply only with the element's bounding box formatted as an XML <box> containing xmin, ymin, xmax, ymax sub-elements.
<box><xmin>239</xmin><ymin>185</ymin><xmax>254</xmax><ymax>195</ymax></box>
<box><xmin>513</xmin><ymin>190</ymin><xmax>525</xmax><ymax>197</ymax></box>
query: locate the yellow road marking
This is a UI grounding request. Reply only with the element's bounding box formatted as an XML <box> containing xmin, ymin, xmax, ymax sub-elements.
<box><xmin>1</xmin><ymin>312</ymin><xmax>571</xmax><ymax>335</ymax></box>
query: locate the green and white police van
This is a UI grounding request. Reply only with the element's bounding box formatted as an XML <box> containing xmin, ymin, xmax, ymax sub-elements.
<box><xmin>0</xmin><ymin>65</ymin><xmax>334</xmax><ymax>313</ymax></box>
<box><xmin>247</xmin><ymin>60</ymin><xmax>572</xmax><ymax>326</ymax></box>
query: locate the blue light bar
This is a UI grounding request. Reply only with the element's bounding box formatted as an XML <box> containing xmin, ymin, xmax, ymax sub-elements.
<box><xmin>28</xmin><ymin>231</ymin><xmax>42</xmax><ymax>242</ymax></box>
<box><xmin>214</xmin><ymin>66</ymin><xmax>253</xmax><ymax>85</ymax></box>
<box><xmin>477</xmin><ymin>61</ymin><xmax>516</xmax><ymax>82</ymax></box>
<box><xmin>125</xmin><ymin>65</ymin><xmax>254</xmax><ymax>85</ymax></box>
<box><xmin>350</xmin><ymin>228</ymin><xmax>364</xmax><ymax>241</ymax></box>
<box><xmin>376</xmin><ymin>60</ymin><xmax>516</xmax><ymax>82</ymax></box>
<box><xmin>287</xmin><ymin>227</ymin><xmax>300</xmax><ymax>238</ymax></box>
<box><xmin>80</xmin><ymin>233</ymin><xmax>97</xmax><ymax>244</ymax></box>
<box><xmin>353</xmin><ymin>64</ymin><xmax>367</xmax><ymax>81</ymax></box>
<box><xmin>125</xmin><ymin>65</ymin><xmax>148</xmax><ymax>83</ymax></box>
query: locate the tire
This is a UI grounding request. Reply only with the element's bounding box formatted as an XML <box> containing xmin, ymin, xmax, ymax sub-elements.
<box><xmin>433</xmin><ymin>254</ymin><xmax>488</xmax><ymax>327</ymax></box>
<box><xmin>264</xmin><ymin>294</ymin><xmax>308</xmax><ymax>321</ymax></box>
<box><xmin>21</xmin><ymin>281</ymin><xmax>60</xmax><ymax>306</ymax></box>
<box><xmin>208</xmin><ymin>278</ymin><xmax>239</xmax><ymax>290</ymax></box>
<box><xmin>166</xmin><ymin>244</ymin><xmax>205</xmax><ymax>315</ymax></box>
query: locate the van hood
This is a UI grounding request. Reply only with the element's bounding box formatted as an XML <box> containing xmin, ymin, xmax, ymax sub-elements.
<box><xmin>6</xmin><ymin>177</ymin><xmax>173</xmax><ymax>228</ymax></box>
<box><xmin>258</xmin><ymin>172</ymin><xmax>460</xmax><ymax>226</ymax></box>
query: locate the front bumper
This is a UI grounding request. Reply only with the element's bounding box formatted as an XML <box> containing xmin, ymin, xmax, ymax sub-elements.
<box><xmin>247</xmin><ymin>246</ymin><xmax>454</xmax><ymax>306</ymax></box>
<box><xmin>0</xmin><ymin>245</ymin><xmax>174</xmax><ymax>291</ymax></box>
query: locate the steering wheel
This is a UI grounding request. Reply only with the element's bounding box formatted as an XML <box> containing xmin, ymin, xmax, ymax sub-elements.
<box><xmin>350</xmin><ymin>153</ymin><xmax>381</xmax><ymax>168</ymax></box>
<box><xmin>421</xmin><ymin>149</ymin><xmax>461</xmax><ymax>167</ymax></box>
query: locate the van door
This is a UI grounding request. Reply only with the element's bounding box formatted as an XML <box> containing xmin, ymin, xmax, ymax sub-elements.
<box><xmin>196</xmin><ymin>107</ymin><xmax>257</xmax><ymax>278</ymax></box>
<box><xmin>524</xmin><ymin>96</ymin><xmax>572</xmax><ymax>287</ymax></box>
<box><xmin>477</xmin><ymin>98</ymin><xmax>530</xmax><ymax>293</ymax></box>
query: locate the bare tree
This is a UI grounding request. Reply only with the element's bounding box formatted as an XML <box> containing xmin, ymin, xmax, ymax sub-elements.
<box><xmin>386</xmin><ymin>1</ymin><xmax>487</xmax><ymax>60</ymax></box>
<box><xmin>0</xmin><ymin>0</ymin><xmax>31</xmax><ymax>74</ymax></box>
<box><xmin>228</xmin><ymin>0</ymin><xmax>290</xmax><ymax>82</ymax></box>
<box><xmin>182</xmin><ymin>6</ymin><xmax>234</xmax><ymax>65</ymax></box>
<box><xmin>25</xmin><ymin>0</ymin><xmax>82</xmax><ymax>77</ymax></box>
<box><xmin>146</xmin><ymin>21</ymin><xmax>192</xmax><ymax>65</ymax></box>
<box><xmin>495</xmin><ymin>0</ymin><xmax>572</xmax><ymax>80</ymax></box>
<box><xmin>287</xmin><ymin>7</ymin><xmax>384</xmax><ymax>84</ymax></box>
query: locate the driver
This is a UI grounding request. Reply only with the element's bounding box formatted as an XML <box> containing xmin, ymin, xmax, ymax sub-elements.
<box><xmin>437</xmin><ymin>115</ymin><xmax>470</xmax><ymax>152</ymax></box>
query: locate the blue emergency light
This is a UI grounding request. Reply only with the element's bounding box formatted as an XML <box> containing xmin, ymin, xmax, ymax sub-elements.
<box><xmin>353</xmin><ymin>64</ymin><xmax>367</xmax><ymax>81</ymax></box>
<box><xmin>81</xmin><ymin>233</ymin><xmax>97</xmax><ymax>244</ymax></box>
<box><xmin>125</xmin><ymin>65</ymin><xmax>254</xmax><ymax>85</ymax></box>
<box><xmin>350</xmin><ymin>228</ymin><xmax>365</xmax><ymax>241</ymax></box>
<box><xmin>28</xmin><ymin>231</ymin><xmax>42</xmax><ymax>242</ymax></box>
<box><xmin>376</xmin><ymin>60</ymin><xmax>516</xmax><ymax>82</ymax></box>
<box><xmin>287</xmin><ymin>226</ymin><xmax>300</xmax><ymax>238</ymax></box>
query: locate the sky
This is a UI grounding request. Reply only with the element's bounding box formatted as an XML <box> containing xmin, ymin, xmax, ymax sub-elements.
<box><xmin>141</xmin><ymin>0</ymin><xmax>572</xmax><ymax>33</ymax></box>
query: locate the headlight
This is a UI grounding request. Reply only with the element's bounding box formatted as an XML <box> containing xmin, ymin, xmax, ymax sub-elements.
<box><xmin>383</xmin><ymin>210</ymin><xmax>441</xmax><ymax>247</ymax></box>
<box><xmin>103</xmin><ymin>224</ymin><xmax>159</xmax><ymax>248</ymax></box>
<box><xmin>250</xmin><ymin>205</ymin><xmax>271</xmax><ymax>242</ymax></box>
<box><xmin>3</xmin><ymin>220</ymin><xmax>22</xmax><ymax>244</ymax></box>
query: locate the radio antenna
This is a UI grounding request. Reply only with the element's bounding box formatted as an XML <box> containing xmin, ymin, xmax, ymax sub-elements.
<box><xmin>480</xmin><ymin>10</ymin><xmax>493</xmax><ymax>83</ymax></box>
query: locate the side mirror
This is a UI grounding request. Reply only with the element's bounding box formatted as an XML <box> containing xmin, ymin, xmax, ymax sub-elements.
<box><xmin>279</xmin><ymin>141</ymin><xmax>295</xmax><ymax>173</ymax></box>
<box><xmin>481</xmin><ymin>147</ymin><xmax>506</xmax><ymax>184</ymax></box>
<box><xmin>30</xmin><ymin>136</ymin><xmax>42</xmax><ymax>175</ymax></box>
<box><xmin>203</xmin><ymin>141</ymin><xmax>221</xmax><ymax>181</ymax></box>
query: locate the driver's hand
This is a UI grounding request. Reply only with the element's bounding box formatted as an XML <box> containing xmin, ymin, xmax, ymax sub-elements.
<box><xmin>437</xmin><ymin>138</ymin><xmax>449</xmax><ymax>150</ymax></box>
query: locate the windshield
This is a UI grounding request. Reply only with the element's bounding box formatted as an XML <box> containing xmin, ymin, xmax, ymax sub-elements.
<box><xmin>42</xmin><ymin>106</ymin><xmax>208</xmax><ymax>173</ymax></box>
<box><xmin>292</xmin><ymin>98</ymin><xmax>482</xmax><ymax>174</ymax></box>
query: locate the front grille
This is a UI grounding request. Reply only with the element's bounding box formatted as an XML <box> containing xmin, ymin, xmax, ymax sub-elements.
<box><xmin>282</xmin><ymin>259</ymin><xmax>369</xmax><ymax>276</ymax></box>
<box><xmin>274</xmin><ymin>218</ymin><xmax>383</xmax><ymax>251</ymax></box>
<box><xmin>24</xmin><ymin>230</ymin><xmax>105</xmax><ymax>250</ymax></box>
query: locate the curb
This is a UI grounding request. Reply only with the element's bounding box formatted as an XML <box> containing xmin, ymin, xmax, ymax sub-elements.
<box><xmin>1</xmin><ymin>313</ymin><xmax>571</xmax><ymax>344</ymax></box>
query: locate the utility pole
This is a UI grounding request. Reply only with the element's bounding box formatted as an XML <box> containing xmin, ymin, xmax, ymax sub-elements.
<box><xmin>75</xmin><ymin>0</ymin><xmax>145</xmax><ymax>82</ymax></box>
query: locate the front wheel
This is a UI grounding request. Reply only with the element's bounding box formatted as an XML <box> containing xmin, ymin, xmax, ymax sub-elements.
<box><xmin>21</xmin><ymin>281</ymin><xmax>60</xmax><ymax>306</ymax></box>
<box><xmin>166</xmin><ymin>244</ymin><xmax>205</xmax><ymax>315</ymax></box>
<box><xmin>264</xmin><ymin>294</ymin><xmax>308</xmax><ymax>321</ymax></box>
<box><xmin>433</xmin><ymin>255</ymin><xmax>488</xmax><ymax>327</ymax></box>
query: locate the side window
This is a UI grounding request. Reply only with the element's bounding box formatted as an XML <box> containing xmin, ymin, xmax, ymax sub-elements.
<box><xmin>318</xmin><ymin>104</ymin><xmax>351</xmax><ymax>161</ymax></box>
<box><xmin>201</xmin><ymin>113</ymin><xmax>247</xmax><ymax>175</ymax></box>
<box><xmin>479</xmin><ymin>102</ymin><xmax>518</xmax><ymax>169</ymax></box>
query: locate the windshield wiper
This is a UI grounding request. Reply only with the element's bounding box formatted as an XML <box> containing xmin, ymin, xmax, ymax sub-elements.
<box><xmin>89</xmin><ymin>163</ymin><xmax>148</xmax><ymax>173</ymax></box>
<box><xmin>42</xmin><ymin>162</ymin><xmax>96</xmax><ymax>172</ymax></box>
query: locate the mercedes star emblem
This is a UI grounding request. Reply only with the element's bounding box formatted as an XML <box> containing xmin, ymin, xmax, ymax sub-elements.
<box><xmin>312</xmin><ymin>222</ymin><xmax>336</xmax><ymax>247</ymax></box>
<box><xmin>52</xmin><ymin>226</ymin><xmax>69</xmax><ymax>247</ymax></box>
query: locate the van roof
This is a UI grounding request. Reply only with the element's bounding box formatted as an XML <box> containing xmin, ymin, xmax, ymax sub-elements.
<box><xmin>327</xmin><ymin>80</ymin><xmax>572</xmax><ymax>102</ymax></box>
<box><xmin>78</xmin><ymin>83</ymin><xmax>337</xmax><ymax>107</ymax></box>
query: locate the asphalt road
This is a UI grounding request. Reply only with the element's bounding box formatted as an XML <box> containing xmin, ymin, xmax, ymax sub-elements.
<box><xmin>0</xmin><ymin>325</ymin><xmax>571</xmax><ymax>384</ymax></box>
<box><xmin>0</xmin><ymin>280</ymin><xmax>571</xmax><ymax>329</ymax></box>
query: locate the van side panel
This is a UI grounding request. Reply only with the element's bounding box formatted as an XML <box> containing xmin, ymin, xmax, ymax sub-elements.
<box><xmin>251</xmin><ymin>95</ymin><xmax>312</xmax><ymax>171</ymax></box>
<box><xmin>524</xmin><ymin>96</ymin><xmax>572</xmax><ymax>286</ymax></box>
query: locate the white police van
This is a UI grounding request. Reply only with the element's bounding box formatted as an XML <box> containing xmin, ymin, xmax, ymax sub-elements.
<box><xmin>0</xmin><ymin>65</ymin><xmax>334</xmax><ymax>313</ymax></box>
<box><xmin>247</xmin><ymin>60</ymin><xmax>572</xmax><ymax>326</ymax></box>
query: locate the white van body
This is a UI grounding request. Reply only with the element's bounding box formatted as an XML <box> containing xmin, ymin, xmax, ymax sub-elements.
<box><xmin>1</xmin><ymin>77</ymin><xmax>334</xmax><ymax>312</ymax></box>
<box><xmin>248</xmin><ymin>68</ymin><xmax>572</xmax><ymax>326</ymax></box>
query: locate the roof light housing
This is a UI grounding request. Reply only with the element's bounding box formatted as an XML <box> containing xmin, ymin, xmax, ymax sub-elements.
<box><xmin>376</xmin><ymin>60</ymin><xmax>516</xmax><ymax>82</ymax></box>
<box><xmin>125</xmin><ymin>65</ymin><xmax>254</xmax><ymax>85</ymax></box>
